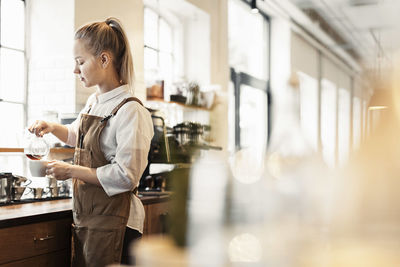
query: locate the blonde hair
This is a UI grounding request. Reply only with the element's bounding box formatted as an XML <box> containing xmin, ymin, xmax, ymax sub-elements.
<box><xmin>75</xmin><ymin>17</ymin><xmax>135</xmax><ymax>91</ymax></box>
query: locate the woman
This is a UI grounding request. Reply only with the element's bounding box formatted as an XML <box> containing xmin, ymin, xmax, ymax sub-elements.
<box><xmin>29</xmin><ymin>17</ymin><xmax>153</xmax><ymax>267</ymax></box>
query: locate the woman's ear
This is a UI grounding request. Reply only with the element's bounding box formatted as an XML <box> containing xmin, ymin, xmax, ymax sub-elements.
<box><xmin>100</xmin><ymin>52</ymin><xmax>111</xmax><ymax>68</ymax></box>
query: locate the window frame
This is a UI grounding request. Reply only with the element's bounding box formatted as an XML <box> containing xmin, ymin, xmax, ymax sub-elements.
<box><xmin>143</xmin><ymin>6</ymin><xmax>175</xmax><ymax>90</ymax></box>
<box><xmin>229</xmin><ymin>0</ymin><xmax>271</xmax><ymax>151</ymax></box>
<box><xmin>0</xmin><ymin>0</ymin><xmax>27</xmax><ymax>148</ymax></box>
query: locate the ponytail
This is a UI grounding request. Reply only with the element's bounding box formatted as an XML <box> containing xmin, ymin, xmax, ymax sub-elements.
<box><xmin>75</xmin><ymin>17</ymin><xmax>135</xmax><ymax>91</ymax></box>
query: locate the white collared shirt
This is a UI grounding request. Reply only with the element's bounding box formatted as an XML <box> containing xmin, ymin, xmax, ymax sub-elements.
<box><xmin>66</xmin><ymin>84</ymin><xmax>154</xmax><ymax>232</ymax></box>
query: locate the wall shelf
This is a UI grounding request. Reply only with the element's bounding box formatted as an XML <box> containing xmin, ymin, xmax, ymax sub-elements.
<box><xmin>0</xmin><ymin>147</ymin><xmax>75</xmax><ymax>154</ymax></box>
<box><xmin>145</xmin><ymin>99</ymin><xmax>211</xmax><ymax>128</ymax></box>
<box><xmin>145</xmin><ymin>99</ymin><xmax>211</xmax><ymax>111</ymax></box>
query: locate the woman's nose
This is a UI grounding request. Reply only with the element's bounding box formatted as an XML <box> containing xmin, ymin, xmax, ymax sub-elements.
<box><xmin>73</xmin><ymin>65</ymin><xmax>80</xmax><ymax>74</ymax></box>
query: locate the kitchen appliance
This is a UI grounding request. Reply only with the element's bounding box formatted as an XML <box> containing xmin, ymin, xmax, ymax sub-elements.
<box><xmin>0</xmin><ymin>173</ymin><xmax>32</xmax><ymax>203</ymax></box>
<box><xmin>173</xmin><ymin>122</ymin><xmax>204</xmax><ymax>145</ymax></box>
<box><xmin>0</xmin><ymin>173</ymin><xmax>13</xmax><ymax>203</ymax></box>
<box><xmin>139</xmin><ymin>110</ymin><xmax>173</xmax><ymax>191</ymax></box>
<box><xmin>0</xmin><ymin>172</ymin><xmax>70</xmax><ymax>206</ymax></box>
<box><xmin>173</xmin><ymin>122</ymin><xmax>190</xmax><ymax>145</ymax></box>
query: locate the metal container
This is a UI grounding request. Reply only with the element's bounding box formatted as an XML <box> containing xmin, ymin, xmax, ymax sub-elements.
<box><xmin>202</xmin><ymin>124</ymin><xmax>211</xmax><ymax>144</ymax></box>
<box><xmin>0</xmin><ymin>173</ymin><xmax>13</xmax><ymax>203</ymax></box>
<box><xmin>12</xmin><ymin>186</ymin><xmax>27</xmax><ymax>201</ymax></box>
<box><xmin>12</xmin><ymin>175</ymin><xmax>30</xmax><ymax>187</ymax></box>
<box><xmin>173</xmin><ymin>122</ymin><xmax>205</xmax><ymax>145</ymax></box>
<box><xmin>48</xmin><ymin>187</ymin><xmax>61</xmax><ymax>197</ymax></box>
<box><xmin>173</xmin><ymin>122</ymin><xmax>191</xmax><ymax>145</ymax></box>
<box><xmin>188</xmin><ymin>122</ymin><xmax>203</xmax><ymax>144</ymax></box>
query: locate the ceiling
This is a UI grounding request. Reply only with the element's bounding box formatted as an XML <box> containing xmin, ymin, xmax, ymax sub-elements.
<box><xmin>288</xmin><ymin>0</ymin><xmax>400</xmax><ymax>75</ymax></box>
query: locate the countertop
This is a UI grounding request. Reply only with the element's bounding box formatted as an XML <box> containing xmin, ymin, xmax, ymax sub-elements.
<box><xmin>0</xmin><ymin>192</ymin><xmax>171</xmax><ymax>228</ymax></box>
<box><xmin>0</xmin><ymin>198</ymin><xmax>72</xmax><ymax>228</ymax></box>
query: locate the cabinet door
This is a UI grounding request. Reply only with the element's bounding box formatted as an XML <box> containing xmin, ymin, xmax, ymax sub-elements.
<box><xmin>0</xmin><ymin>218</ymin><xmax>71</xmax><ymax>265</ymax></box>
<box><xmin>0</xmin><ymin>249</ymin><xmax>70</xmax><ymax>267</ymax></box>
<box><xmin>144</xmin><ymin>201</ymin><xmax>169</xmax><ymax>235</ymax></box>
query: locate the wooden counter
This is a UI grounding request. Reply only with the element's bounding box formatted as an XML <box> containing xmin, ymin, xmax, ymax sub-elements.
<box><xmin>138</xmin><ymin>192</ymin><xmax>171</xmax><ymax>235</ymax></box>
<box><xmin>0</xmin><ymin>193</ymin><xmax>170</xmax><ymax>266</ymax></box>
<box><xmin>0</xmin><ymin>199</ymin><xmax>72</xmax><ymax>229</ymax></box>
<box><xmin>0</xmin><ymin>199</ymin><xmax>72</xmax><ymax>266</ymax></box>
<box><xmin>0</xmin><ymin>192</ymin><xmax>170</xmax><ymax>230</ymax></box>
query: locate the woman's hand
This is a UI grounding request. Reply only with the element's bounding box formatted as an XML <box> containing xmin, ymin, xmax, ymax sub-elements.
<box><xmin>46</xmin><ymin>161</ymin><xmax>72</xmax><ymax>181</ymax></box>
<box><xmin>28</xmin><ymin>120</ymin><xmax>55</xmax><ymax>137</ymax></box>
<box><xmin>46</xmin><ymin>161</ymin><xmax>101</xmax><ymax>186</ymax></box>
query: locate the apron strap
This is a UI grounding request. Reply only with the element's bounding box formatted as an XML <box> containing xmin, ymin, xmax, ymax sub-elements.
<box><xmin>132</xmin><ymin>187</ymin><xmax>138</xmax><ymax>196</ymax></box>
<box><xmin>111</xmin><ymin>97</ymin><xmax>143</xmax><ymax>116</ymax></box>
<box><xmin>101</xmin><ymin>97</ymin><xmax>144</xmax><ymax>123</ymax></box>
<box><xmin>87</xmin><ymin>104</ymin><xmax>93</xmax><ymax>114</ymax></box>
<box><xmin>109</xmin><ymin>97</ymin><xmax>143</xmax><ymax>196</ymax></box>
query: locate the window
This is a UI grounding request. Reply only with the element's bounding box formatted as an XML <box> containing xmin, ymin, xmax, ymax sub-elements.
<box><xmin>353</xmin><ymin>96</ymin><xmax>362</xmax><ymax>149</ymax></box>
<box><xmin>0</xmin><ymin>0</ymin><xmax>25</xmax><ymax>147</ymax></box>
<box><xmin>228</xmin><ymin>0</ymin><xmax>270</xmax><ymax>153</ymax></box>
<box><xmin>228</xmin><ymin>0</ymin><xmax>269</xmax><ymax>81</ymax></box>
<box><xmin>321</xmin><ymin>78</ymin><xmax>337</xmax><ymax>168</ymax></box>
<box><xmin>338</xmin><ymin>87</ymin><xmax>351</xmax><ymax>166</ymax></box>
<box><xmin>298</xmin><ymin>72</ymin><xmax>319</xmax><ymax>151</ymax></box>
<box><xmin>144</xmin><ymin>7</ymin><xmax>174</xmax><ymax>99</ymax></box>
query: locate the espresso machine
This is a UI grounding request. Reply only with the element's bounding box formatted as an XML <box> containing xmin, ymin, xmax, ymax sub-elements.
<box><xmin>139</xmin><ymin>109</ymin><xmax>193</xmax><ymax>191</ymax></box>
<box><xmin>138</xmin><ymin>108</ymin><xmax>219</xmax><ymax>192</ymax></box>
<box><xmin>139</xmin><ymin>112</ymin><xmax>172</xmax><ymax>191</ymax></box>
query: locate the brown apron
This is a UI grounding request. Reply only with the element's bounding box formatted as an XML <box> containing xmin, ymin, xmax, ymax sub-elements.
<box><xmin>71</xmin><ymin>97</ymin><xmax>143</xmax><ymax>267</ymax></box>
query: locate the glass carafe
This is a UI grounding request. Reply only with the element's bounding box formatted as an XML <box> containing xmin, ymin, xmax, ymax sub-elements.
<box><xmin>24</xmin><ymin>134</ymin><xmax>50</xmax><ymax>160</ymax></box>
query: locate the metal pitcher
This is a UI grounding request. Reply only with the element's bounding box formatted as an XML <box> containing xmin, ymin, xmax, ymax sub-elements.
<box><xmin>0</xmin><ymin>173</ymin><xmax>13</xmax><ymax>203</ymax></box>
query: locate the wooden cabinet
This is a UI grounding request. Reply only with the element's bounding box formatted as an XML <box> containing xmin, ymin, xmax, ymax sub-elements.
<box><xmin>0</xmin><ymin>218</ymin><xmax>72</xmax><ymax>267</ymax></box>
<box><xmin>143</xmin><ymin>199</ymin><xmax>170</xmax><ymax>235</ymax></box>
<box><xmin>0</xmin><ymin>196</ymin><xmax>170</xmax><ymax>266</ymax></box>
<box><xmin>0</xmin><ymin>250</ymin><xmax>69</xmax><ymax>267</ymax></box>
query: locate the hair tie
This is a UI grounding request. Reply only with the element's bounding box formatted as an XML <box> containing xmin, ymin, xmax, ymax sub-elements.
<box><xmin>105</xmin><ymin>20</ymin><xmax>114</xmax><ymax>29</ymax></box>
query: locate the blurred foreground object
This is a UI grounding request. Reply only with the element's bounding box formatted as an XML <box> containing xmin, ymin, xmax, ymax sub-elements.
<box><xmin>308</xmin><ymin>52</ymin><xmax>400</xmax><ymax>266</ymax></box>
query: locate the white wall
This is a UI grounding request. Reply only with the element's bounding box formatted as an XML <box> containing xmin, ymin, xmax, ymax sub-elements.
<box><xmin>74</xmin><ymin>0</ymin><xmax>145</xmax><ymax>111</ymax></box>
<box><xmin>27</xmin><ymin>0</ymin><xmax>75</xmax><ymax>123</ymax></box>
<box><xmin>26</xmin><ymin>0</ymin><xmax>229</xmax><ymax>148</ymax></box>
<box><xmin>270</xmin><ymin>18</ymin><xmax>292</xmax><ymax>124</ymax></box>
<box><xmin>186</xmin><ymin>0</ymin><xmax>229</xmax><ymax>149</ymax></box>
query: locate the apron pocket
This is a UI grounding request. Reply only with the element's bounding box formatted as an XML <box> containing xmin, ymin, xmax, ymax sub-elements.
<box><xmin>72</xmin><ymin>224</ymin><xmax>125</xmax><ymax>267</ymax></box>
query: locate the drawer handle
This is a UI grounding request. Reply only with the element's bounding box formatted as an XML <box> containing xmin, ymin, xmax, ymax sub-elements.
<box><xmin>34</xmin><ymin>235</ymin><xmax>55</xmax><ymax>242</ymax></box>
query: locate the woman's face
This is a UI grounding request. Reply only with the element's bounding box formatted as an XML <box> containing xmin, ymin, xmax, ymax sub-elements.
<box><xmin>73</xmin><ymin>39</ymin><xmax>103</xmax><ymax>87</ymax></box>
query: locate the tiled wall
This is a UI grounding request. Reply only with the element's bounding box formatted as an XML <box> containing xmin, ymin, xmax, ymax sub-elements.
<box><xmin>27</xmin><ymin>0</ymin><xmax>75</xmax><ymax>125</ymax></box>
<box><xmin>27</xmin><ymin>57</ymin><xmax>75</xmax><ymax>123</ymax></box>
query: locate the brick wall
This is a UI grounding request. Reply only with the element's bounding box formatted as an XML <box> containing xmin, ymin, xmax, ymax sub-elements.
<box><xmin>28</xmin><ymin>57</ymin><xmax>75</xmax><ymax>122</ymax></box>
<box><xmin>27</xmin><ymin>0</ymin><xmax>75</xmax><ymax>125</ymax></box>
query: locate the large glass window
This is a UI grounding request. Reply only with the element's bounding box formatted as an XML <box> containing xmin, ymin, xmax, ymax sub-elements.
<box><xmin>338</xmin><ymin>87</ymin><xmax>351</xmax><ymax>166</ymax></box>
<box><xmin>298</xmin><ymin>71</ymin><xmax>319</xmax><ymax>151</ymax></box>
<box><xmin>352</xmin><ymin>97</ymin><xmax>362</xmax><ymax>150</ymax></box>
<box><xmin>228</xmin><ymin>0</ymin><xmax>269</xmax><ymax>81</ymax></box>
<box><xmin>363</xmin><ymin>99</ymin><xmax>368</xmax><ymax>138</ymax></box>
<box><xmin>0</xmin><ymin>0</ymin><xmax>25</xmax><ymax>147</ymax></box>
<box><xmin>144</xmin><ymin>7</ymin><xmax>174</xmax><ymax>99</ymax></box>
<box><xmin>228</xmin><ymin>0</ymin><xmax>270</xmax><ymax>153</ymax></box>
<box><xmin>239</xmin><ymin>84</ymin><xmax>269</xmax><ymax>149</ymax></box>
<box><xmin>321</xmin><ymin>79</ymin><xmax>337</xmax><ymax>168</ymax></box>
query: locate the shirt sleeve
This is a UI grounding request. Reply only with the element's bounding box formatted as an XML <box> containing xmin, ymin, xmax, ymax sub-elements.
<box><xmin>65</xmin><ymin>116</ymin><xmax>80</xmax><ymax>147</ymax></box>
<box><xmin>97</xmin><ymin>104</ymin><xmax>154</xmax><ymax>196</ymax></box>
